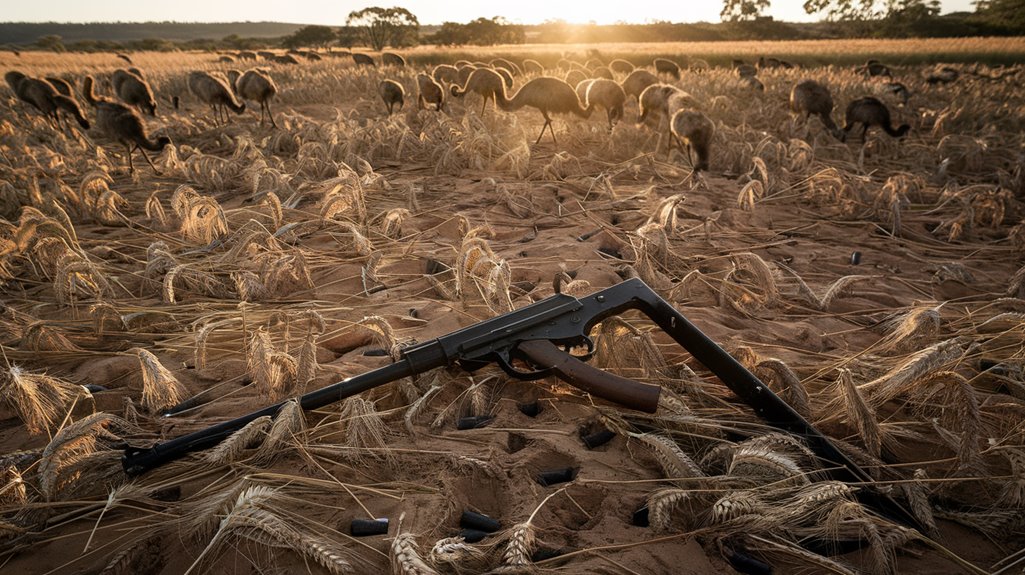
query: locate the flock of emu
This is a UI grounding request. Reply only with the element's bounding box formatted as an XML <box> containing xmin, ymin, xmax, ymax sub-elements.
<box><xmin>4</xmin><ymin>50</ymin><xmax>915</xmax><ymax>174</ymax></box>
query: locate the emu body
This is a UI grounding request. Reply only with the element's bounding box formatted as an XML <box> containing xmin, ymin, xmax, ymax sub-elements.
<box><xmin>83</xmin><ymin>75</ymin><xmax>170</xmax><ymax>173</ymax></box>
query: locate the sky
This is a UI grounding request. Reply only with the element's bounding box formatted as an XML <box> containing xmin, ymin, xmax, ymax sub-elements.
<box><xmin>2</xmin><ymin>0</ymin><xmax>979</xmax><ymax>26</ymax></box>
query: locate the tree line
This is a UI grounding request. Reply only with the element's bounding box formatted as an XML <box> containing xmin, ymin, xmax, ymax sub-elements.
<box><xmin>14</xmin><ymin>0</ymin><xmax>1025</xmax><ymax>53</ymax></box>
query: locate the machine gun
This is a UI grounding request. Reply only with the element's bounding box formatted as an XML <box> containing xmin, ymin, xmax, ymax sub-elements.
<box><xmin>122</xmin><ymin>277</ymin><xmax>919</xmax><ymax>530</ymax></box>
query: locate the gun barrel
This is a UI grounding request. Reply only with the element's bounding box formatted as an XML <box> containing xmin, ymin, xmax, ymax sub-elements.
<box><xmin>123</xmin><ymin>360</ymin><xmax>415</xmax><ymax>475</ymax></box>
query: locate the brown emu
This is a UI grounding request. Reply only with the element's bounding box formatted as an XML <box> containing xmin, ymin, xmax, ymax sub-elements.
<box><xmin>451</xmin><ymin>67</ymin><xmax>505</xmax><ymax>115</ymax></box>
<box><xmin>379</xmin><ymin>79</ymin><xmax>405</xmax><ymax>115</ymax></box>
<box><xmin>564</xmin><ymin>69</ymin><xmax>588</xmax><ymax>88</ymax></box>
<box><xmin>490</xmin><ymin>58</ymin><xmax>521</xmax><ymax>76</ymax></box>
<box><xmin>6</xmin><ymin>71</ymin><xmax>89</xmax><ymax>130</ymax></box>
<box><xmin>83</xmin><ymin>75</ymin><xmax>170</xmax><ymax>173</ymax></box>
<box><xmin>653</xmin><ymin>58</ymin><xmax>680</xmax><ymax>80</ymax></box>
<box><xmin>620</xmin><ymin>69</ymin><xmax>658</xmax><ymax>102</ymax></box>
<box><xmin>493</xmin><ymin>67</ymin><xmax>514</xmax><ymax>89</ymax></box>
<box><xmin>789</xmin><ymin>80</ymin><xmax>841</xmax><ymax>139</ymax></box>
<box><xmin>670</xmin><ymin>109</ymin><xmax>715</xmax><ymax>171</ymax></box>
<box><xmin>609</xmin><ymin>59</ymin><xmax>634</xmax><ymax>75</ymax></box>
<box><xmin>842</xmin><ymin>97</ymin><xmax>910</xmax><ymax>142</ymax></box>
<box><xmin>638</xmin><ymin>83</ymin><xmax>701</xmax><ymax>154</ymax></box>
<box><xmin>112</xmin><ymin>68</ymin><xmax>157</xmax><ymax>116</ymax></box>
<box><xmin>496</xmin><ymin>77</ymin><xmax>594</xmax><ymax>145</ymax></box>
<box><xmin>188</xmin><ymin>71</ymin><xmax>245</xmax><ymax>124</ymax></box>
<box><xmin>382</xmin><ymin>52</ymin><xmax>406</xmax><ymax>67</ymax></box>
<box><xmin>585</xmin><ymin>78</ymin><xmax>626</xmax><ymax>129</ymax></box>
<box><xmin>351</xmin><ymin>53</ymin><xmax>376</xmax><ymax>67</ymax></box>
<box><xmin>234</xmin><ymin>69</ymin><xmax>278</xmax><ymax>127</ymax></box>
<box><xmin>45</xmin><ymin>76</ymin><xmax>74</xmax><ymax>98</ymax></box>
<box><xmin>521</xmin><ymin>59</ymin><xmax>544</xmax><ymax>75</ymax></box>
<box><xmin>432</xmin><ymin>64</ymin><xmax>459</xmax><ymax>85</ymax></box>
<box><xmin>416</xmin><ymin>73</ymin><xmax>444</xmax><ymax>111</ymax></box>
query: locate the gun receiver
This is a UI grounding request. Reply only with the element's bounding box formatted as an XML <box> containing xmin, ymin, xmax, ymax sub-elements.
<box><xmin>120</xmin><ymin>278</ymin><xmax>921</xmax><ymax>530</ymax></box>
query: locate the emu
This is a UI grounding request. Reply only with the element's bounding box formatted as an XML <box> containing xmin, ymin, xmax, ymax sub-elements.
<box><xmin>379</xmin><ymin>79</ymin><xmax>405</xmax><ymax>115</ymax></box>
<box><xmin>416</xmin><ymin>73</ymin><xmax>444</xmax><ymax>111</ymax></box>
<box><xmin>83</xmin><ymin>75</ymin><xmax>170</xmax><ymax>173</ymax></box>
<box><xmin>382</xmin><ymin>52</ymin><xmax>406</xmax><ymax>67</ymax></box>
<box><xmin>352</xmin><ymin>53</ymin><xmax>376</xmax><ymax>67</ymax></box>
<box><xmin>585</xmin><ymin>78</ymin><xmax>627</xmax><ymax>129</ymax></box>
<box><xmin>654</xmin><ymin>58</ymin><xmax>680</xmax><ymax>80</ymax></box>
<box><xmin>234</xmin><ymin>69</ymin><xmax>278</xmax><ymax>127</ymax></box>
<box><xmin>670</xmin><ymin>109</ymin><xmax>715</xmax><ymax>171</ymax></box>
<box><xmin>451</xmin><ymin>68</ymin><xmax>505</xmax><ymax>115</ymax></box>
<box><xmin>789</xmin><ymin>80</ymin><xmax>841</xmax><ymax>139</ymax></box>
<box><xmin>188</xmin><ymin>71</ymin><xmax>245</xmax><ymax>124</ymax></box>
<box><xmin>621</xmin><ymin>69</ymin><xmax>658</xmax><ymax>102</ymax></box>
<box><xmin>495</xmin><ymin>77</ymin><xmax>594</xmax><ymax>145</ymax></box>
<box><xmin>112</xmin><ymin>68</ymin><xmax>157</xmax><ymax>116</ymax></box>
<box><xmin>5</xmin><ymin>71</ymin><xmax>89</xmax><ymax>131</ymax></box>
<box><xmin>842</xmin><ymin>97</ymin><xmax>910</xmax><ymax>142</ymax></box>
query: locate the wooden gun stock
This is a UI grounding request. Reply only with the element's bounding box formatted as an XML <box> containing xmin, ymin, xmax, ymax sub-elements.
<box><xmin>517</xmin><ymin>339</ymin><xmax>661</xmax><ymax>413</ymax></box>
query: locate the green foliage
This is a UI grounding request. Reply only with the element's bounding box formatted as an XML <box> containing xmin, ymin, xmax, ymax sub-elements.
<box><xmin>283</xmin><ymin>25</ymin><xmax>336</xmax><ymax>49</ymax></box>
<box><xmin>803</xmin><ymin>0</ymin><xmax>879</xmax><ymax>20</ymax></box>
<box><xmin>346</xmin><ymin>7</ymin><xmax>420</xmax><ymax>51</ymax></box>
<box><xmin>423</xmin><ymin>17</ymin><xmax>525</xmax><ymax>46</ymax></box>
<box><xmin>974</xmin><ymin>0</ymin><xmax>1025</xmax><ymax>32</ymax></box>
<box><xmin>721</xmin><ymin>0</ymin><xmax>771</xmax><ymax>21</ymax></box>
<box><xmin>335</xmin><ymin>26</ymin><xmax>361</xmax><ymax>49</ymax></box>
<box><xmin>35</xmin><ymin>35</ymin><xmax>65</xmax><ymax>53</ymax></box>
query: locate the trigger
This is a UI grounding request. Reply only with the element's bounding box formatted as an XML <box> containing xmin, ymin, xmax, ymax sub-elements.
<box><xmin>499</xmin><ymin>348</ymin><xmax>553</xmax><ymax>380</ymax></box>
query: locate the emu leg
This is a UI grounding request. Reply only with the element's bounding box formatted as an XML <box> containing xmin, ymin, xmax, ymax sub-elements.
<box><xmin>266</xmin><ymin>101</ymin><xmax>277</xmax><ymax>128</ymax></box>
<box><xmin>138</xmin><ymin>146</ymin><xmax>162</xmax><ymax>175</ymax></box>
<box><xmin>861</xmin><ymin>125</ymin><xmax>868</xmax><ymax>142</ymax></box>
<box><xmin>481</xmin><ymin>95</ymin><xmax>488</xmax><ymax>116</ymax></box>
<box><xmin>125</xmin><ymin>144</ymin><xmax>136</xmax><ymax>174</ymax></box>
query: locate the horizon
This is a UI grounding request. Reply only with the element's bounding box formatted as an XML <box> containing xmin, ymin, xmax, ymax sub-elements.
<box><xmin>2</xmin><ymin>0</ymin><xmax>977</xmax><ymax>27</ymax></box>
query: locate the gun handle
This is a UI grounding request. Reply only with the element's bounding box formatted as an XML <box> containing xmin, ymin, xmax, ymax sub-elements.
<box><xmin>517</xmin><ymin>340</ymin><xmax>660</xmax><ymax>413</ymax></box>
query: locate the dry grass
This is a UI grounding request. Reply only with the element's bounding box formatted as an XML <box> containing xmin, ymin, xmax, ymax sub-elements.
<box><xmin>0</xmin><ymin>41</ymin><xmax>1022</xmax><ymax>575</ymax></box>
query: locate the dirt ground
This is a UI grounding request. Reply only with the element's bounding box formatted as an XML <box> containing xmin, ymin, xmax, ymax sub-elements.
<box><xmin>0</xmin><ymin>46</ymin><xmax>1023</xmax><ymax>574</ymax></box>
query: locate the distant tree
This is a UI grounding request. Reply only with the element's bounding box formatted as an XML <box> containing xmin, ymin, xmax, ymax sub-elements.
<box><xmin>335</xmin><ymin>26</ymin><xmax>361</xmax><ymax>49</ymax></box>
<box><xmin>222</xmin><ymin>34</ymin><xmax>244</xmax><ymax>50</ymax></box>
<box><xmin>346</xmin><ymin>7</ymin><xmax>420</xmax><ymax>50</ymax></box>
<box><xmin>283</xmin><ymin>25</ymin><xmax>336</xmax><ymax>49</ymax></box>
<box><xmin>803</xmin><ymin>0</ymin><xmax>879</xmax><ymax>20</ymax></box>
<box><xmin>426</xmin><ymin>22</ymin><xmax>470</xmax><ymax>46</ymax></box>
<box><xmin>36</xmin><ymin>35</ymin><xmax>65</xmax><ymax>53</ymax></box>
<box><xmin>721</xmin><ymin>0</ymin><xmax>771</xmax><ymax>21</ymax></box>
<box><xmin>974</xmin><ymin>0</ymin><xmax>1025</xmax><ymax>31</ymax></box>
<box><xmin>885</xmin><ymin>0</ymin><xmax>940</xmax><ymax>18</ymax></box>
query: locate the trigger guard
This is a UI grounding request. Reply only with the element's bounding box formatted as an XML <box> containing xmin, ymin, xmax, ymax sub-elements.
<box><xmin>498</xmin><ymin>350</ymin><xmax>552</xmax><ymax>381</ymax></box>
<box><xmin>576</xmin><ymin>336</ymin><xmax>596</xmax><ymax>362</ymax></box>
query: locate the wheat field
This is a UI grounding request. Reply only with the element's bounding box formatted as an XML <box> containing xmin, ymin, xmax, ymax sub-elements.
<box><xmin>0</xmin><ymin>39</ymin><xmax>1023</xmax><ymax>574</ymax></box>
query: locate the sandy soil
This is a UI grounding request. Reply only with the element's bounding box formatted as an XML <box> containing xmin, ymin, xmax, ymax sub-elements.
<box><xmin>0</xmin><ymin>49</ymin><xmax>1023</xmax><ymax>575</ymax></box>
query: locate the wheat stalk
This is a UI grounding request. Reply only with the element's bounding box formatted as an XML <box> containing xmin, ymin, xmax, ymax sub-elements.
<box><xmin>429</xmin><ymin>536</ymin><xmax>486</xmax><ymax>567</ymax></box>
<box><xmin>648</xmin><ymin>488</ymin><xmax>691</xmax><ymax>531</ymax></box>
<box><xmin>861</xmin><ymin>338</ymin><xmax>967</xmax><ymax>406</ymax></box>
<box><xmin>631</xmin><ymin>432</ymin><xmax>705</xmax><ymax>481</ymax></box>
<box><xmin>876</xmin><ymin>305</ymin><xmax>942</xmax><ymax>355</ymax></box>
<box><xmin>254</xmin><ymin>399</ymin><xmax>305</xmax><ymax>464</ymax></box>
<box><xmin>339</xmin><ymin>397</ymin><xmax>389</xmax><ymax>459</ymax></box>
<box><xmin>133</xmin><ymin>348</ymin><xmax>187</xmax><ymax>412</ymax></box>
<box><xmin>0</xmin><ymin>464</ymin><xmax>27</xmax><ymax>505</ymax></box>
<box><xmin>728</xmin><ymin>445</ymin><xmax>808</xmax><ymax>486</ymax></box>
<box><xmin>205</xmin><ymin>415</ymin><xmax>272</xmax><ymax>465</ymax></box>
<box><xmin>37</xmin><ymin>412</ymin><xmax>122</xmax><ymax>500</ymax></box>
<box><xmin>836</xmin><ymin>368</ymin><xmax>882</xmax><ymax>457</ymax></box>
<box><xmin>390</xmin><ymin>513</ymin><xmax>439</xmax><ymax>575</ymax></box>
<box><xmin>247</xmin><ymin>328</ymin><xmax>297</xmax><ymax>399</ymax></box>
<box><xmin>0</xmin><ymin>365</ymin><xmax>82</xmax><ymax>434</ymax></box>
